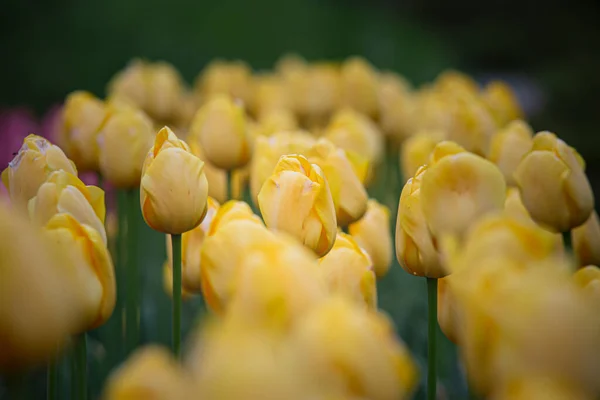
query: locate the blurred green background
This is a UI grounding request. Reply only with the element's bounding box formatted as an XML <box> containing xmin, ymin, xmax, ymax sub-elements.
<box><xmin>2</xmin><ymin>0</ymin><xmax>600</xmax><ymax>398</ymax></box>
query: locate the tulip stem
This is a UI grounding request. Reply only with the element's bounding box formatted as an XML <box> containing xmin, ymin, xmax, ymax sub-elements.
<box><xmin>72</xmin><ymin>333</ymin><xmax>87</xmax><ymax>400</ymax></box>
<box><xmin>427</xmin><ymin>277</ymin><xmax>438</xmax><ymax>400</ymax></box>
<box><xmin>226</xmin><ymin>170</ymin><xmax>233</xmax><ymax>201</ymax></box>
<box><xmin>47</xmin><ymin>360</ymin><xmax>57</xmax><ymax>400</ymax></box>
<box><xmin>172</xmin><ymin>233</ymin><xmax>182</xmax><ymax>357</ymax></box>
<box><xmin>125</xmin><ymin>189</ymin><xmax>139</xmax><ymax>355</ymax></box>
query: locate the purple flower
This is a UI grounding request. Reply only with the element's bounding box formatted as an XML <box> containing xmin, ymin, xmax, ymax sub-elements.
<box><xmin>0</xmin><ymin>108</ymin><xmax>40</xmax><ymax>170</ymax></box>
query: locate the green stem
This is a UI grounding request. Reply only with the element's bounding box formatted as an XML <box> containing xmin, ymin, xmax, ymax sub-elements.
<box><xmin>427</xmin><ymin>277</ymin><xmax>438</xmax><ymax>400</ymax></box>
<box><xmin>6</xmin><ymin>374</ymin><xmax>27</xmax><ymax>399</ymax></box>
<box><xmin>47</xmin><ymin>360</ymin><xmax>57</xmax><ymax>400</ymax></box>
<box><xmin>125</xmin><ymin>189</ymin><xmax>139</xmax><ymax>355</ymax></box>
<box><xmin>72</xmin><ymin>334</ymin><xmax>87</xmax><ymax>400</ymax></box>
<box><xmin>172</xmin><ymin>234</ymin><xmax>182</xmax><ymax>357</ymax></box>
<box><xmin>226</xmin><ymin>170</ymin><xmax>233</xmax><ymax>201</ymax></box>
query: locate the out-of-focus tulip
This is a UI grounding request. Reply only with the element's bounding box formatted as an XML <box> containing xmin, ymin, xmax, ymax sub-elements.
<box><xmin>103</xmin><ymin>346</ymin><xmax>191</xmax><ymax>400</ymax></box>
<box><xmin>188</xmin><ymin>139</ymin><xmax>227</xmax><ymax>203</ymax></box>
<box><xmin>400</xmin><ymin>130</ymin><xmax>444</xmax><ymax>180</ymax></box>
<box><xmin>252</xmin><ymin>74</ymin><xmax>292</xmax><ymax>118</ymax></box>
<box><xmin>194</xmin><ymin>60</ymin><xmax>254</xmax><ymax>108</ymax></box>
<box><xmin>420</xmin><ymin>142</ymin><xmax>506</xmax><ymax>238</ymax></box>
<box><xmin>437</xmin><ymin>277</ymin><xmax>458</xmax><ymax>343</ymax></box>
<box><xmin>0</xmin><ymin>108</ymin><xmax>39</xmax><ymax>170</ymax></box>
<box><xmin>254</xmin><ymin>109</ymin><xmax>298</xmax><ymax>138</ymax></box>
<box><xmin>481</xmin><ymin>80</ymin><xmax>523</xmax><ymax>126</ymax></box>
<box><xmin>434</xmin><ymin>70</ymin><xmax>480</xmax><ymax>96</ymax></box>
<box><xmin>572</xmin><ymin>211</ymin><xmax>600</xmax><ymax>268</ymax></box>
<box><xmin>378</xmin><ymin>72</ymin><xmax>415</xmax><ymax>144</ymax></box>
<box><xmin>573</xmin><ymin>265</ymin><xmax>600</xmax><ymax>303</ymax></box>
<box><xmin>44</xmin><ymin>213</ymin><xmax>115</xmax><ymax>332</ymax></box>
<box><xmin>189</xmin><ymin>94</ymin><xmax>251</xmax><ymax>170</ymax></box>
<box><xmin>28</xmin><ymin>170</ymin><xmax>106</xmax><ymax>243</ymax></box>
<box><xmin>348</xmin><ymin>199</ymin><xmax>392</xmax><ymax>278</ymax></box>
<box><xmin>396</xmin><ymin>166</ymin><xmax>444</xmax><ymax>278</ymax></box>
<box><xmin>208</xmin><ymin>200</ymin><xmax>263</xmax><ymax>235</ymax></box>
<box><xmin>515</xmin><ymin>131</ymin><xmax>594</xmax><ymax>232</ymax></box>
<box><xmin>0</xmin><ymin>204</ymin><xmax>79</xmax><ymax>371</ymax></box>
<box><xmin>290</xmin><ymin>297</ymin><xmax>419</xmax><ymax>400</ymax></box>
<box><xmin>162</xmin><ymin>262</ymin><xmax>195</xmax><ymax>301</ymax></box>
<box><xmin>250</xmin><ymin>131</ymin><xmax>316</xmax><ymax>204</ymax></box>
<box><xmin>140</xmin><ymin>127</ymin><xmax>209</xmax><ymax>234</ymax></box>
<box><xmin>258</xmin><ymin>155</ymin><xmax>337</xmax><ymax>257</ymax></box>
<box><xmin>97</xmin><ymin>107</ymin><xmax>154</xmax><ymax>188</ymax></box>
<box><xmin>318</xmin><ymin>233</ymin><xmax>377</xmax><ymax>308</ymax></box>
<box><xmin>339</xmin><ymin>57</ymin><xmax>379</xmax><ymax>118</ymax></box>
<box><xmin>62</xmin><ymin>91</ymin><xmax>107</xmax><ymax>171</ymax></box>
<box><xmin>491</xmin><ymin>378</ymin><xmax>591</xmax><ymax>400</ymax></box>
<box><xmin>325</xmin><ymin>108</ymin><xmax>384</xmax><ymax>167</ymax></box>
<box><xmin>307</xmin><ymin>138</ymin><xmax>369</xmax><ymax>227</ymax></box>
<box><xmin>488</xmin><ymin>120</ymin><xmax>533</xmax><ymax>186</ymax></box>
<box><xmin>2</xmin><ymin>134</ymin><xmax>77</xmax><ymax>212</ymax></box>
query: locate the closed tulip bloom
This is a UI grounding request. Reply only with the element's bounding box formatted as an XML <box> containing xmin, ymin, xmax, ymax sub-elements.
<box><xmin>0</xmin><ymin>204</ymin><xmax>80</xmax><ymax>371</ymax></box>
<box><xmin>482</xmin><ymin>80</ymin><xmax>523</xmax><ymax>126</ymax></box>
<box><xmin>62</xmin><ymin>91</ymin><xmax>108</xmax><ymax>171</ymax></box>
<box><xmin>378</xmin><ymin>71</ymin><xmax>415</xmax><ymax>143</ymax></box>
<box><xmin>515</xmin><ymin>131</ymin><xmax>594</xmax><ymax>232</ymax></box>
<box><xmin>140</xmin><ymin>127</ymin><xmax>209</xmax><ymax>234</ymax></box>
<box><xmin>488</xmin><ymin>120</ymin><xmax>533</xmax><ymax>185</ymax></box>
<box><xmin>250</xmin><ymin>131</ymin><xmax>316</xmax><ymax>204</ymax></box>
<box><xmin>307</xmin><ymin>138</ymin><xmax>369</xmax><ymax>227</ymax></box>
<box><xmin>194</xmin><ymin>60</ymin><xmax>254</xmax><ymax>107</ymax></box>
<box><xmin>573</xmin><ymin>265</ymin><xmax>600</xmax><ymax>303</ymax></box>
<box><xmin>491</xmin><ymin>378</ymin><xmax>591</xmax><ymax>400</ymax></box>
<box><xmin>28</xmin><ymin>170</ymin><xmax>107</xmax><ymax>243</ymax></box>
<box><xmin>572</xmin><ymin>212</ymin><xmax>600</xmax><ymax>268</ymax></box>
<box><xmin>420</xmin><ymin>143</ymin><xmax>506</xmax><ymax>238</ymax></box>
<box><xmin>396</xmin><ymin>166</ymin><xmax>444</xmax><ymax>278</ymax></box>
<box><xmin>2</xmin><ymin>134</ymin><xmax>77</xmax><ymax>212</ymax></box>
<box><xmin>103</xmin><ymin>346</ymin><xmax>192</xmax><ymax>400</ymax></box>
<box><xmin>400</xmin><ymin>130</ymin><xmax>444</xmax><ymax>180</ymax></box>
<box><xmin>97</xmin><ymin>107</ymin><xmax>154</xmax><ymax>188</ymax></box>
<box><xmin>188</xmin><ymin>139</ymin><xmax>227</xmax><ymax>203</ymax></box>
<box><xmin>258</xmin><ymin>155</ymin><xmax>337</xmax><ymax>257</ymax></box>
<box><xmin>435</xmin><ymin>70</ymin><xmax>480</xmax><ymax>96</ymax></box>
<box><xmin>254</xmin><ymin>109</ymin><xmax>298</xmax><ymax>138</ymax></box>
<box><xmin>252</xmin><ymin>74</ymin><xmax>292</xmax><ymax>118</ymax></box>
<box><xmin>208</xmin><ymin>199</ymin><xmax>263</xmax><ymax>235</ymax></box>
<box><xmin>339</xmin><ymin>57</ymin><xmax>379</xmax><ymax>118</ymax></box>
<box><xmin>348</xmin><ymin>199</ymin><xmax>392</xmax><ymax>278</ymax></box>
<box><xmin>44</xmin><ymin>213</ymin><xmax>116</xmax><ymax>332</ymax></box>
<box><xmin>189</xmin><ymin>94</ymin><xmax>251</xmax><ymax>170</ymax></box>
<box><xmin>318</xmin><ymin>233</ymin><xmax>377</xmax><ymax>308</ymax></box>
<box><xmin>290</xmin><ymin>297</ymin><xmax>419</xmax><ymax>400</ymax></box>
<box><xmin>437</xmin><ymin>277</ymin><xmax>458</xmax><ymax>343</ymax></box>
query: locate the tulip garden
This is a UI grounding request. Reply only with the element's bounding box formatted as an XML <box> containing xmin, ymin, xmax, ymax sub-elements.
<box><xmin>1</xmin><ymin>55</ymin><xmax>599</xmax><ymax>400</ymax></box>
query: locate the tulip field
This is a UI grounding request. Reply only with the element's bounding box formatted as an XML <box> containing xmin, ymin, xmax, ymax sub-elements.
<box><xmin>1</xmin><ymin>55</ymin><xmax>599</xmax><ymax>400</ymax></box>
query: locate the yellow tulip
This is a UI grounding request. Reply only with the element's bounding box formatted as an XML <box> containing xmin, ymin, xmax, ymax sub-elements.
<box><xmin>572</xmin><ymin>211</ymin><xmax>600</xmax><ymax>268</ymax></box>
<box><xmin>62</xmin><ymin>91</ymin><xmax>108</xmax><ymax>171</ymax></box>
<box><xmin>97</xmin><ymin>107</ymin><xmax>154</xmax><ymax>188</ymax></box>
<box><xmin>28</xmin><ymin>170</ymin><xmax>107</xmax><ymax>243</ymax></box>
<box><xmin>573</xmin><ymin>265</ymin><xmax>600</xmax><ymax>303</ymax></box>
<box><xmin>491</xmin><ymin>378</ymin><xmax>591</xmax><ymax>400</ymax></box>
<box><xmin>2</xmin><ymin>134</ymin><xmax>77</xmax><ymax>212</ymax></box>
<box><xmin>258</xmin><ymin>154</ymin><xmax>337</xmax><ymax>257</ymax></box>
<box><xmin>348</xmin><ymin>199</ymin><xmax>392</xmax><ymax>278</ymax></box>
<box><xmin>434</xmin><ymin>70</ymin><xmax>480</xmax><ymax>96</ymax></box>
<box><xmin>437</xmin><ymin>277</ymin><xmax>458</xmax><ymax>344</ymax></box>
<box><xmin>420</xmin><ymin>142</ymin><xmax>506</xmax><ymax>238</ymax></box>
<box><xmin>307</xmin><ymin>138</ymin><xmax>369</xmax><ymax>227</ymax></box>
<box><xmin>140</xmin><ymin>126</ymin><xmax>209</xmax><ymax>234</ymax></box>
<box><xmin>396</xmin><ymin>166</ymin><xmax>444</xmax><ymax>278</ymax></box>
<box><xmin>252</xmin><ymin>73</ymin><xmax>292</xmax><ymax>118</ymax></box>
<box><xmin>0</xmin><ymin>204</ymin><xmax>80</xmax><ymax>371</ymax></box>
<box><xmin>400</xmin><ymin>130</ymin><xmax>444</xmax><ymax>180</ymax></box>
<box><xmin>515</xmin><ymin>131</ymin><xmax>594</xmax><ymax>232</ymax></box>
<box><xmin>290</xmin><ymin>297</ymin><xmax>419</xmax><ymax>400</ymax></box>
<box><xmin>103</xmin><ymin>346</ymin><xmax>192</xmax><ymax>400</ymax></box>
<box><xmin>481</xmin><ymin>80</ymin><xmax>523</xmax><ymax>126</ymax></box>
<box><xmin>208</xmin><ymin>199</ymin><xmax>263</xmax><ymax>235</ymax></box>
<box><xmin>487</xmin><ymin>120</ymin><xmax>533</xmax><ymax>186</ymax></box>
<box><xmin>106</xmin><ymin>60</ymin><xmax>147</xmax><ymax>115</ymax></box>
<box><xmin>339</xmin><ymin>57</ymin><xmax>379</xmax><ymax>118</ymax></box>
<box><xmin>189</xmin><ymin>94</ymin><xmax>251</xmax><ymax>170</ymax></box>
<box><xmin>194</xmin><ymin>59</ymin><xmax>254</xmax><ymax>108</ymax></box>
<box><xmin>378</xmin><ymin>71</ymin><xmax>415</xmax><ymax>143</ymax></box>
<box><xmin>318</xmin><ymin>233</ymin><xmax>377</xmax><ymax>308</ymax></box>
<box><xmin>44</xmin><ymin>213</ymin><xmax>116</xmax><ymax>332</ymax></box>
<box><xmin>250</xmin><ymin>130</ymin><xmax>316</xmax><ymax>204</ymax></box>
<box><xmin>188</xmin><ymin>139</ymin><xmax>227</xmax><ymax>203</ymax></box>
<box><xmin>254</xmin><ymin>109</ymin><xmax>298</xmax><ymax>137</ymax></box>
<box><xmin>325</xmin><ymin>108</ymin><xmax>384</xmax><ymax>166</ymax></box>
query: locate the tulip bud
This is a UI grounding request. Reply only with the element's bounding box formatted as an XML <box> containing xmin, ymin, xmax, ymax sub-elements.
<box><xmin>339</xmin><ymin>57</ymin><xmax>379</xmax><ymax>118</ymax></box>
<box><xmin>97</xmin><ymin>108</ymin><xmax>154</xmax><ymax>188</ymax></box>
<box><xmin>318</xmin><ymin>233</ymin><xmax>377</xmax><ymax>308</ymax></box>
<box><xmin>62</xmin><ymin>91</ymin><xmax>108</xmax><ymax>171</ymax></box>
<box><xmin>378</xmin><ymin>71</ymin><xmax>415</xmax><ymax>143</ymax></box>
<box><xmin>488</xmin><ymin>120</ymin><xmax>533</xmax><ymax>186</ymax></box>
<box><xmin>420</xmin><ymin>142</ymin><xmax>506</xmax><ymax>238</ymax></box>
<box><xmin>252</xmin><ymin>74</ymin><xmax>292</xmax><ymax>118</ymax></box>
<box><xmin>573</xmin><ymin>265</ymin><xmax>600</xmax><ymax>303</ymax></box>
<box><xmin>290</xmin><ymin>297</ymin><xmax>419</xmax><ymax>400</ymax></box>
<box><xmin>208</xmin><ymin>200</ymin><xmax>263</xmax><ymax>235</ymax></box>
<box><xmin>44</xmin><ymin>213</ymin><xmax>116</xmax><ymax>332</ymax></box>
<box><xmin>103</xmin><ymin>346</ymin><xmax>192</xmax><ymax>400</ymax></box>
<box><xmin>481</xmin><ymin>80</ymin><xmax>523</xmax><ymax>126</ymax></box>
<box><xmin>348</xmin><ymin>199</ymin><xmax>393</xmax><ymax>278</ymax></box>
<box><xmin>28</xmin><ymin>170</ymin><xmax>107</xmax><ymax>243</ymax></box>
<box><xmin>437</xmin><ymin>277</ymin><xmax>458</xmax><ymax>343</ymax></box>
<box><xmin>187</xmin><ymin>139</ymin><xmax>227</xmax><ymax>203</ymax></box>
<box><xmin>140</xmin><ymin>127</ymin><xmax>209</xmax><ymax>234</ymax></box>
<box><xmin>254</xmin><ymin>109</ymin><xmax>298</xmax><ymax>138</ymax></box>
<box><xmin>258</xmin><ymin>154</ymin><xmax>337</xmax><ymax>257</ymax></box>
<box><xmin>307</xmin><ymin>138</ymin><xmax>369</xmax><ymax>227</ymax></box>
<box><xmin>189</xmin><ymin>95</ymin><xmax>251</xmax><ymax>170</ymax></box>
<box><xmin>435</xmin><ymin>70</ymin><xmax>480</xmax><ymax>96</ymax></box>
<box><xmin>194</xmin><ymin>60</ymin><xmax>254</xmax><ymax>107</ymax></box>
<box><xmin>515</xmin><ymin>131</ymin><xmax>594</xmax><ymax>232</ymax></box>
<box><xmin>572</xmin><ymin>211</ymin><xmax>600</xmax><ymax>268</ymax></box>
<box><xmin>396</xmin><ymin>166</ymin><xmax>444</xmax><ymax>278</ymax></box>
<box><xmin>0</xmin><ymin>204</ymin><xmax>80</xmax><ymax>371</ymax></box>
<box><xmin>400</xmin><ymin>130</ymin><xmax>444</xmax><ymax>181</ymax></box>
